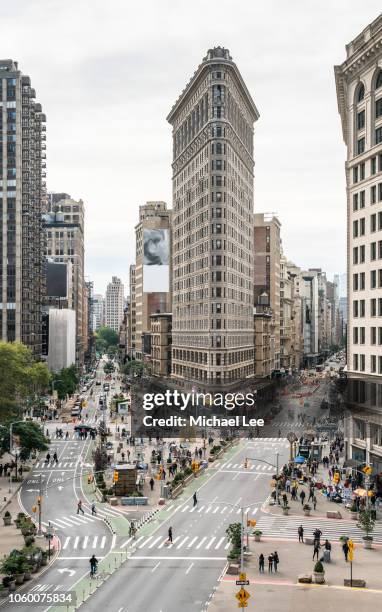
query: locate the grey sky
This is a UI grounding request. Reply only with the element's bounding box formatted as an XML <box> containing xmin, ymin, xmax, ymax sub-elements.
<box><xmin>2</xmin><ymin>1</ymin><xmax>382</xmax><ymax>295</ymax></box>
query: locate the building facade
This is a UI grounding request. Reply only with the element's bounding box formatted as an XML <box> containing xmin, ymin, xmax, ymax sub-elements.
<box><xmin>104</xmin><ymin>276</ymin><xmax>124</xmax><ymax>332</ymax></box>
<box><xmin>0</xmin><ymin>60</ymin><xmax>46</xmax><ymax>357</ymax></box>
<box><xmin>92</xmin><ymin>293</ymin><xmax>104</xmax><ymax>331</ymax></box>
<box><xmin>253</xmin><ymin>213</ymin><xmax>281</xmax><ymax>372</ymax></box>
<box><xmin>44</xmin><ymin>194</ymin><xmax>85</xmax><ymax>364</ymax></box>
<box><xmin>128</xmin><ymin>265</ymin><xmax>136</xmax><ymax>358</ymax></box>
<box><xmin>167</xmin><ymin>47</ymin><xmax>259</xmax><ymax>390</ymax></box>
<box><xmin>335</xmin><ymin>13</ymin><xmax>382</xmax><ymax>471</ymax></box>
<box><xmin>134</xmin><ymin>202</ymin><xmax>171</xmax><ymax>361</ymax></box>
<box><xmin>150</xmin><ymin>312</ymin><xmax>172</xmax><ymax>377</ymax></box>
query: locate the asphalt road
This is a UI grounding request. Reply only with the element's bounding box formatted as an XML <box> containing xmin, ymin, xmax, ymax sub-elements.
<box><xmin>79</xmin><ymin>438</ymin><xmax>289</xmax><ymax>612</ymax></box>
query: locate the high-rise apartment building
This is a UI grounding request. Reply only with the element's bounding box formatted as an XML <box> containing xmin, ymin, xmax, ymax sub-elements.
<box><xmin>134</xmin><ymin>202</ymin><xmax>171</xmax><ymax>360</ymax></box>
<box><xmin>128</xmin><ymin>265</ymin><xmax>136</xmax><ymax>358</ymax></box>
<box><xmin>167</xmin><ymin>47</ymin><xmax>259</xmax><ymax>390</ymax></box>
<box><xmin>335</xmin><ymin>14</ymin><xmax>382</xmax><ymax>471</ymax></box>
<box><xmin>44</xmin><ymin>194</ymin><xmax>85</xmax><ymax>364</ymax></box>
<box><xmin>253</xmin><ymin>213</ymin><xmax>281</xmax><ymax>372</ymax></box>
<box><xmin>92</xmin><ymin>294</ymin><xmax>104</xmax><ymax>331</ymax></box>
<box><xmin>104</xmin><ymin>276</ymin><xmax>124</xmax><ymax>332</ymax></box>
<box><xmin>0</xmin><ymin>60</ymin><xmax>46</xmax><ymax>357</ymax></box>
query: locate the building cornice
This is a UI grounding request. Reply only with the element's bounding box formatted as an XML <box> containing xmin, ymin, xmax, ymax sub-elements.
<box><xmin>167</xmin><ymin>50</ymin><xmax>259</xmax><ymax>124</ymax></box>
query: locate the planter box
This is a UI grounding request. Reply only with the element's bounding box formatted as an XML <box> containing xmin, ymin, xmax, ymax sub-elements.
<box><xmin>344</xmin><ymin>579</ymin><xmax>366</xmax><ymax>588</ymax></box>
<box><xmin>349</xmin><ymin>512</ymin><xmax>358</xmax><ymax>521</ymax></box>
<box><xmin>183</xmin><ymin>474</ymin><xmax>194</xmax><ymax>486</ymax></box>
<box><xmin>327</xmin><ymin>511</ymin><xmax>342</xmax><ymax>519</ymax></box>
<box><xmin>304</xmin><ymin>511</ymin><xmax>311</xmax><ymax>517</ymax></box>
<box><xmin>226</xmin><ymin>563</ymin><xmax>239</xmax><ymax>575</ymax></box>
<box><xmin>15</xmin><ymin>574</ymin><xmax>25</xmax><ymax>585</ymax></box>
<box><xmin>254</xmin><ymin>535</ymin><xmax>261</xmax><ymax>542</ymax></box>
<box><xmin>363</xmin><ymin>538</ymin><xmax>373</xmax><ymax>549</ymax></box>
<box><xmin>313</xmin><ymin>571</ymin><xmax>325</xmax><ymax>584</ymax></box>
<box><xmin>305</xmin><ymin>538</ymin><xmax>314</xmax><ymax>545</ymax></box>
<box><xmin>171</xmin><ymin>485</ymin><xmax>183</xmax><ymax>499</ymax></box>
<box><xmin>3</xmin><ymin>516</ymin><xmax>12</xmax><ymax>526</ymax></box>
<box><xmin>120</xmin><ymin>497</ymin><xmax>148</xmax><ymax>506</ymax></box>
<box><xmin>298</xmin><ymin>574</ymin><xmax>312</xmax><ymax>584</ymax></box>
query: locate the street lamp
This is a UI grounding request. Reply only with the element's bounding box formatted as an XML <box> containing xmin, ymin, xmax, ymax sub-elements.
<box><xmin>244</xmin><ymin>453</ymin><xmax>280</xmax><ymax>504</ymax></box>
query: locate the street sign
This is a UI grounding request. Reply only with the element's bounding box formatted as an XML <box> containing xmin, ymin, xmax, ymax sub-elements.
<box><xmin>235</xmin><ymin>587</ymin><xmax>250</xmax><ymax>607</ymax></box>
<box><xmin>348</xmin><ymin>539</ymin><xmax>354</xmax><ymax>562</ymax></box>
<box><xmin>236</xmin><ymin>580</ymin><xmax>250</xmax><ymax>586</ymax></box>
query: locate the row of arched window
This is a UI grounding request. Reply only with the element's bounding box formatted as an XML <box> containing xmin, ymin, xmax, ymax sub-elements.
<box><xmin>356</xmin><ymin>69</ymin><xmax>382</xmax><ymax>103</ymax></box>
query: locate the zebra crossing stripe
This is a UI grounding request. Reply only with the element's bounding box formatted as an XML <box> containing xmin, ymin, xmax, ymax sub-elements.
<box><xmin>49</xmin><ymin>519</ymin><xmax>69</xmax><ymax>529</ymax></box>
<box><xmin>177</xmin><ymin>536</ymin><xmax>189</xmax><ymax>549</ymax></box>
<box><xmin>92</xmin><ymin>536</ymin><xmax>98</xmax><ymax>549</ymax></box>
<box><xmin>196</xmin><ymin>537</ymin><xmax>207</xmax><ymax>549</ymax></box>
<box><xmin>212</xmin><ymin>507</ymin><xmax>220</xmax><ymax>514</ymax></box>
<box><xmin>187</xmin><ymin>536</ymin><xmax>198</xmax><ymax>548</ymax></box>
<box><xmin>215</xmin><ymin>537</ymin><xmax>225</xmax><ymax>550</ymax></box>
<box><xmin>100</xmin><ymin>536</ymin><xmax>106</xmax><ymax>548</ymax></box>
<box><xmin>189</xmin><ymin>506</ymin><xmax>197</xmax><ymax>513</ymax></box>
<box><xmin>139</xmin><ymin>536</ymin><xmax>153</xmax><ymax>549</ymax></box>
<box><xmin>197</xmin><ymin>505</ymin><xmax>205</xmax><ymax>513</ymax></box>
<box><xmin>221</xmin><ymin>506</ymin><xmax>227</xmax><ymax>514</ymax></box>
<box><xmin>73</xmin><ymin>536</ymin><xmax>80</xmax><ymax>549</ymax></box>
<box><xmin>62</xmin><ymin>537</ymin><xmax>70</xmax><ymax>550</ymax></box>
<box><xmin>205</xmin><ymin>537</ymin><xmax>216</xmax><ymax>550</ymax></box>
<box><xmin>148</xmin><ymin>536</ymin><xmax>162</xmax><ymax>549</ymax></box>
<box><xmin>181</xmin><ymin>505</ymin><xmax>189</xmax><ymax>513</ymax></box>
<box><xmin>82</xmin><ymin>536</ymin><xmax>89</xmax><ymax>549</ymax></box>
<box><xmin>121</xmin><ymin>537</ymin><xmax>133</xmax><ymax>548</ymax></box>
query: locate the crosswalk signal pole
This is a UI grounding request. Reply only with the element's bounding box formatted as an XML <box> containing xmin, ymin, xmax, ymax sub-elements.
<box><xmin>37</xmin><ymin>474</ymin><xmax>43</xmax><ymax>536</ymax></box>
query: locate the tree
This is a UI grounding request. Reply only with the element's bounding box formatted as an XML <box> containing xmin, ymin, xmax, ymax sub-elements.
<box><xmin>226</xmin><ymin>522</ymin><xmax>242</xmax><ymax>559</ymax></box>
<box><xmin>357</xmin><ymin>509</ymin><xmax>375</xmax><ymax>540</ymax></box>
<box><xmin>51</xmin><ymin>365</ymin><xmax>79</xmax><ymax>400</ymax></box>
<box><xmin>0</xmin><ymin>342</ymin><xmax>51</xmax><ymax>423</ymax></box>
<box><xmin>0</xmin><ymin>421</ymin><xmax>49</xmax><ymax>461</ymax></box>
<box><xmin>104</xmin><ymin>361</ymin><xmax>115</xmax><ymax>375</ymax></box>
<box><xmin>121</xmin><ymin>360</ymin><xmax>147</xmax><ymax>378</ymax></box>
<box><xmin>95</xmin><ymin>327</ymin><xmax>119</xmax><ymax>354</ymax></box>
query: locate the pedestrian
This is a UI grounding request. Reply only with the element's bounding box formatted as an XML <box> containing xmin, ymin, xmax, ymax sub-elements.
<box><xmin>65</xmin><ymin>431</ymin><xmax>69</xmax><ymax>439</ymax></box>
<box><xmin>45</xmin><ymin>453</ymin><xmax>51</xmax><ymax>464</ymax></box>
<box><xmin>259</xmin><ymin>553</ymin><xmax>265</xmax><ymax>573</ymax></box>
<box><xmin>168</xmin><ymin>526</ymin><xmax>173</xmax><ymax>544</ymax></box>
<box><xmin>324</xmin><ymin>540</ymin><xmax>331</xmax><ymax>551</ymax></box>
<box><xmin>313</xmin><ymin>542</ymin><xmax>320</xmax><ymax>560</ymax></box>
<box><xmin>53</xmin><ymin>452</ymin><xmax>58</xmax><ymax>464</ymax></box>
<box><xmin>121</xmin><ymin>452</ymin><xmax>125</xmax><ymax>462</ymax></box>
<box><xmin>300</xmin><ymin>490</ymin><xmax>306</xmax><ymax>505</ymax></box>
<box><xmin>282</xmin><ymin>493</ymin><xmax>288</xmax><ymax>508</ymax></box>
<box><xmin>127</xmin><ymin>450</ymin><xmax>130</xmax><ymax>460</ymax></box>
<box><xmin>77</xmin><ymin>500</ymin><xmax>85</xmax><ymax>515</ymax></box>
<box><xmin>149</xmin><ymin>477</ymin><xmax>154</xmax><ymax>491</ymax></box>
<box><xmin>273</xmin><ymin>551</ymin><xmax>279</xmax><ymax>572</ymax></box>
<box><xmin>91</xmin><ymin>502</ymin><xmax>97</xmax><ymax>516</ymax></box>
<box><xmin>342</xmin><ymin>541</ymin><xmax>349</xmax><ymax>562</ymax></box>
<box><xmin>308</xmin><ymin>486</ymin><xmax>314</xmax><ymax>502</ymax></box>
<box><xmin>0</xmin><ymin>464</ymin><xmax>3</xmax><ymax>477</ymax></box>
<box><xmin>268</xmin><ymin>553</ymin><xmax>274</xmax><ymax>573</ymax></box>
<box><xmin>313</xmin><ymin>528</ymin><xmax>322</xmax><ymax>546</ymax></box>
<box><xmin>298</xmin><ymin>525</ymin><xmax>304</xmax><ymax>543</ymax></box>
<box><xmin>193</xmin><ymin>492</ymin><xmax>197</xmax><ymax>507</ymax></box>
<box><xmin>285</xmin><ymin>478</ymin><xmax>291</xmax><ymax>493</ymax></box>
<box><xmin>312</xmin><ymin>495</ymin><xmax>317</xmax><ymax>510</ymax></box>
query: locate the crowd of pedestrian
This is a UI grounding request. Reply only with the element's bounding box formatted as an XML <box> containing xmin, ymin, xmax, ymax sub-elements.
<box><xmin>258</xmin><ymin>551</ymin><xmax>279</xmax><ymax>573</ymax></box>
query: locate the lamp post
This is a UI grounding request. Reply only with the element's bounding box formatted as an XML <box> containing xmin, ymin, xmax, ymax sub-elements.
<box><xmin>245</xmin><ymin>454</ymin><xmax>280</xmax><ymax>504</ymax></box>
<box><xmin>9</xmin><ymin>420</ymin><xmax>25</xmax><ymax>492</ymax></box>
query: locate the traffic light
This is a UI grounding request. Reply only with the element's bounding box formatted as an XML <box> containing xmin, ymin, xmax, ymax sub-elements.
<box><xmin>113</xmin><ymin>470</ymin><xmax>119</xmax><ymax>483</ymax></box>
<box><xmin>247</xmin><ymin>519</ymin><xmax>257</xmax><ymax>527</ymax></box>
<box><xmin>363</xmin><ymin>465</ymin><xmax>372</xmax><ymax>475</ymax></box>
<box><xmin>333</xmin><ymin>472</ymin><xmax>340</xmax><ymax>484</ymax></box>
<box><xmin>37</xmin><ymin>496</ymin><xmax>42</xmax><ymax>505</ymax></box>
<box><xmin>87</xmin><ymin>474</ymin><xmax>94</xmax><ymax>484</ymax></box>
<box><xmin>31</xmin><ymin>505</ymin><xmax>37</xmax><ymax>513</ymax></box>
<box><xmin>244</xmin><ymin>458</ymin><xmax>248</xmax><ymax>469</ymax></box>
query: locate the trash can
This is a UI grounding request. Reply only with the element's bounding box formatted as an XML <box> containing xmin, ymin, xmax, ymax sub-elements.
<box><xmin>161</xmin><ymin>484</ymin><xmax>170</xmax><ymax>499</ymax></box>
<box><xmin>323</xmin><ymin>550</ymin><xmax>331</xmax><ymax>563</ymax></box>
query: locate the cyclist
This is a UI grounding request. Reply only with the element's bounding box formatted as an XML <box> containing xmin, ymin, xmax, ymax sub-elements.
<box><xmin>129</xmin><ymin>521</ymin><xmax>136</xmax><ymax>538</ymax></box>
<box><xmin>89</xmin><ymin>555</ymin><xmax>98</xmax><ymax>576</ymax></box>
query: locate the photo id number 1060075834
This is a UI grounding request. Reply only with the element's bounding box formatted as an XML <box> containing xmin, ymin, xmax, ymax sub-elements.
<box><xmin>8</xmin><ymin>591</ymin><xmax>77</xmax><ymax>606</ymax></box>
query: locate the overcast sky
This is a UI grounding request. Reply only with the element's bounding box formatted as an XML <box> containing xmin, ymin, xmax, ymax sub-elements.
<box><xmin>2</xmin><ymin>1</ymin><xmax>382</xmax><ymax>295</ymax></box>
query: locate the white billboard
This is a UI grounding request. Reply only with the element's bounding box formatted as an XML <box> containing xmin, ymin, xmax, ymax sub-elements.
<box><xmin>143</xmin><ymin>228</ymin><xmax>170</xmax><ymax>292</ymax></box>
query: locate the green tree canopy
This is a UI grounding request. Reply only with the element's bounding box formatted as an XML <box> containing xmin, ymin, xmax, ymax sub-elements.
<box><xmin>0</xmin><ymin>342</ymin><xmax>51</xmax><ymax>423</ymax></box>
<box><xmin>0</xmin><ymin>421</ymin><xmax>49</xmax><ymax>461</ymax></box>
<box><xmin>95</xmin><ymin>327</ymin><xmax>119</xmax><ymax>354</ymax></box>
<box><xmin>51</xmin><ymin>365</ymin><xmax>79</xmax><ymax>400</ymax></box>
<box><xmin>104</xmin><ymin>361</ymin><xmax>115</xmax><ymax>375</ymax></box>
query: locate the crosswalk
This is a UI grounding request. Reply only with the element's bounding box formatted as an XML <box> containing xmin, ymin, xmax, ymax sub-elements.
<box><xmin>269</xmin><ymin>422</ymin><xmax>305</xmax><ymax>429</ymax></box>
<box><xmin>61</xmin><ymin>534</ymin><xmax>110</xmax><ymax>550</ymax></box>
<box><xmin>219</xmin><ymin>461</ymin><xmax>276</xmax><ymax>472</ymax></box>
<box><xmin>165</xmin><ymin>503</ymin><xmax>259</xmax><ymax>517</ymax></box>
<box><xmin>119</xmin><ymin>533</ymin><xmax>232</xmax><ymax>553</ymax></box>
<box><xmin>34</xmin><ymin>460</ymin><xmax>78</xmax><ymax>469</ymax></box>
<box><xmin>43</xmin><ymin>505</ymin><xmax>125</xmax><ymax>531</ymax></box>
<box><xmin>255</xmin><ymin>514</ymin><xmax>382</xmax><ymax>544</ymax></box>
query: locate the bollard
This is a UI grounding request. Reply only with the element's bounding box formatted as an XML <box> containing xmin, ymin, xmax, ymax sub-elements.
<box><xmin>83</xmin><ymin>589</ymin><xmax>85</xmax><ymax>602</ymax></box>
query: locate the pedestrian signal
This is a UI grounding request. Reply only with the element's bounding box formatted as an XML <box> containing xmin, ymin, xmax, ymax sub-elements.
<box><xmin>244</xmin><ymin>459</ymin><xmax>248</xmax><ymax>469</ymax></box>
<box><xmin>247</xmin><ymin>519</ymin><xmax>257</xmax><ymax>527</ymax></box>
<box><xmin>31</xmin><ymin>505</ymin><xmax>37</xmax><ymax>513</ymax></box>
<box><xmin>113</xmin><ymin>470</ymin><xmax>119</xmax><ymax>483</ymax></box>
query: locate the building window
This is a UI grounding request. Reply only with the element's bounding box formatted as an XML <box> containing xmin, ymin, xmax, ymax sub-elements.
<box><xmin>376</xmin><ymin>71</ymin><xmax>382</xmax><ymax>90</ymax></box>
<box><xmin>371</xmin><ymin>185</ymin><xmax>377</xmax><ymax>204</ymax></box>
<box><xmin>376</xmin><ymin>127</ymin><xmax>382</xmax><ymax>145</ymax></box>
<box><xmin>360</xmin><ymin>300</ymin><xmax>365</xmax><ymax>317</ymax></box>
<box><xmin>371</xmin><ymin>355</ymin><xmax>377</xmax><ymax>373</ymax></box>
<box><xmin>353</xmin><ymin>300</ymin><xmax>359</xmax><ymax>317</ymax></box>
<box><xmin>371</xmin><ymin>242</ymin><xmax>377</xmax><ymax>260</ymax></box>
<box><xmin>357</xmin><ymin>110</ymin><xmax>365</xmax><ymax>130</ymax></box>
<box><xmin>353</xmin><ymin>246</ymin><xmax>358</xmax><ymax>264</ymax></box>
<box><xmin>353</xmin><ymin>327</ymin><xmax>359</xmax><ymax>344</ymax></box>
<box><xmin>371</xmin><ymin>213</ymin><xmax>376</xmax><ymax>232</ymax></box>
<box><xmin>357</xmin><ymin>84</ymin><xmax>365</xmax><ymax>102</ymax></box>
<box><xmin>371</xmin><ymin>327</ymin><xmax>377</xmax><ymax>344</ymax></box>
<box><xmin>353</xmin><ymin>167</ymin><xmax>358</xmax><ymax>184</ymax></box>
<box><xmin>360</xmin><ymin>327</ymin><xmax>365</xmax><ymax>344</ymax></box>
<box><xmin>371</xmin><ymin>156</ymin><xmax>377</xmax><ymax>174</ymax></box>
<box><xmin>353</xmin><ymin>354</ymin><xmax>358</xmax><ymax>371</ymax></box>
<box><xmin>360</xmin><ymin>218</ymin><xmax>365</xmax><ymax>235</ymax></box>
<box><xmin>371</xmin><ymin>298</ymin><xmax>376</xmax><ymax>317</ymax></box>
<box><xmin>357</xmin><ymin>138</ymin><xmax>365</xmax><ymax>155</ymax></box>
<box><xmin>360</xmin><ymin>162</ymin><xmax>365</xmax><ymax>179</ymax></box>
<box><xmin>353</xmin><ymin>193</ymin><xmax>358</xmax><ymax>211</ymax></box>
<box><xmin>371</xmin><ymin>270</ymin><xmax>377</xmax><ymax>289</ymax></box>
<box><xmin>360</xmin><ymin>244</ymin><xmax>365</xmax><ymax>262</ymax></box>
<box><xmin>376</xmin><ymin>98</ymin><xmax>382</xmax><ymax>119</ymax></box>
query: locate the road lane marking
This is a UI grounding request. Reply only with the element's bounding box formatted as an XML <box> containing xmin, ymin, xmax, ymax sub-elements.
<box><xmin>186</xmin><ymin>562</ymin><xmax>194</xmax><ymax>574</ymax></box>
<box><xmin>151</xmin><ymin>562</ymin><xmax>160</xmax><ymax>572</ymax></box>
<box><xmin>205</xmin><ymin>537</ymin><xmax>216</xmax><ymax>550</ymax></box>
<box><xmin>148</xmin><ymin>536</ymin><xmax>162</xmax><ymax>549</ymax></box>
<box><xmin>177</xmin><ymin>536</ymin><xmax>189</xmax><ymax>549</ymax></box>
<box><xmin>212</xmin><ymin>507</ymin><xmax>220</xmax><ymax>514</ymax></box>
<box><xmin>82</xmin><ymin>536</ymin><xmax>89</xmax><ymax>549</ymax></box>
<box><xmin>197</xmin><ymin>505</ymin><xmax>205</xmax><ymax>513</ymax></box>
<box><xmin>73</xmin><ymin>536</ymin><xmax>80</xmax><ymax>549</ymax></box>
<box><xmin>100</xmin><ymin>536</ymin><xmax>106</xmax><ymax>548</ymax></box>
<box><xmin>92</xmin><ymin>536</ymin><xmax>98</xmax><ymax>548</ymax></box>
<box><xmin>139</xmin><ymin>536</ymin><xmax>153</xmax><ymax>548</ymax></box>
<box><xmin>62</xmin><ymin>537</ymin><xmax>70</xmax><ymax>550</ymax></box>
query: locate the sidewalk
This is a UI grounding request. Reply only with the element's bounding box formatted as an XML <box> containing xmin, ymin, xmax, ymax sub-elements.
<box><xmin>209</xmin><ymin>537</ymin><xmax>382</xmax><ymax>612</ymax></box>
